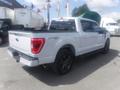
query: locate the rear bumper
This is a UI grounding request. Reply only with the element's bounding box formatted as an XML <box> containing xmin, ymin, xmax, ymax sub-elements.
<box><xmin>8</xmin><ymin>47</ymin><xmax>40</xmax><ymax>67</ymax></box>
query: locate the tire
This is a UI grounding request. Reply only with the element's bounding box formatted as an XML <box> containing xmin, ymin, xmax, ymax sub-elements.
<box><xmin>52</xmin><ymin>49</ymin><xmax>74</xmax><ymax>75</ymax></box>
<box><xmin>0</xmin><ymin>37</ymin><xmax>3</xmax><ymax>45</ymax></box>
<box><xmin>102</xmin><ymin>39</ymin><xmax>110</xmax><ymax>54</ymax></box>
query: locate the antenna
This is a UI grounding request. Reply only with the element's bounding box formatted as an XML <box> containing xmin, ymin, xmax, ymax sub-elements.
<box><xmin>46</xmin><ymin>0</ymin><xmax>50</xmax><ymax>24</ymax></box>
<box><xmin>57</xmin><ymin>0</ymin><xmax>60</xmax><ymax>17</ymax></box>
<box><xmin>66</xmin><ymin>0</ymin><xmax>70</xmax><ymax>17</ymax></box>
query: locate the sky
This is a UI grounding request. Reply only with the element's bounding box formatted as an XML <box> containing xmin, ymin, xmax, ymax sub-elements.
<box><xmin>16</xmin><ymin>0</ymin><xmax>120</xmax><ymax>20</ymax></box>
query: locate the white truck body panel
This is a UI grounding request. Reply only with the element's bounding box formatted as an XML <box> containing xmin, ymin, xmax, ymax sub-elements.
<box><xmin>100</xmin><ymin>17</ymin><xmax>120</xmax><ymax>35</ymax></box>
<box><xmin>14</xmin><ymin>9</ymin><xmax>44</xmax><ymax>29</ymax></box>
<box><xmin>9</xmin><ymin>31</ymin><xmax>32</xmax><ymax>55</ymax></box>
<box><xmin>8</xmin><ymin>17</ymin><xmax>110</xmax><ymax>67</ymax></box>
<box><xmin>0</xmin><ymin>7</ymin><xmax>14</xmax><ymax>22</ymax></box>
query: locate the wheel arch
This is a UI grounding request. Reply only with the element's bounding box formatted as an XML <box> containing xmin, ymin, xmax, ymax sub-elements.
<box><xmin>52</xmin><ymin>44</ymin><xmax>75</xmax><ymax>74</ymax></box>
<box><xmin>56</xmin><ymin>44</ymin><xmax>76</xmax><ymax>57</ymax></box>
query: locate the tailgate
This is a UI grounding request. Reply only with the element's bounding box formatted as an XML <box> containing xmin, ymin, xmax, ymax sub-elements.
<box><xmin>9</xmin><ymin>31</ymin><xmax>32</xmax><ymax>56</ymax></box>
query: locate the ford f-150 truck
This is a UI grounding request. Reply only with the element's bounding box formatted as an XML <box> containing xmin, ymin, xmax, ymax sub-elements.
<box><xmin>8</xmin><ymin>17</ymin><xmax>110</xmax><ymax>75</ymax></box>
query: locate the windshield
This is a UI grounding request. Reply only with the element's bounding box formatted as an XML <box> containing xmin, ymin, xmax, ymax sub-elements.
<box><xmin>107</xmin><ymin>23</ymin><xmax>118</xmax><ymax>26</ymax></box>
<box><xmin>49</xmin><ymin>20</ymin><xmax>76</xmax><ymax>32</ymax></box>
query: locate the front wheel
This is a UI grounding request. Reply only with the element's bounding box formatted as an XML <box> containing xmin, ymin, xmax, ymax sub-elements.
<box><xmin>0</xmin><ymin>37</ymin><xmax>3</xmax><ymax>45</ymax></box>
<box><xmin>52</xmin><ymin>49</ymin><xmax>74</xmax><ymax>75</ymax></box>
<box><xmin>102</xmin><ymin>39</ymin><xmax>110</xmax><ymax>54</ymax></box>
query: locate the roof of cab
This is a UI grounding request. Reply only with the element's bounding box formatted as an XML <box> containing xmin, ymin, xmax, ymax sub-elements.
<box><xmin>52</xmin><ymin>16</ymin><xmax>97</xmax><ymax>23</ymax></box>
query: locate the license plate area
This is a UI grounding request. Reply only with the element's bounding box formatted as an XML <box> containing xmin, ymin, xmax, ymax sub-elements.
<box><xmin>8</xmin><ymin>49</ymin><xmax>20</xmax><ymax>62</ymax></box>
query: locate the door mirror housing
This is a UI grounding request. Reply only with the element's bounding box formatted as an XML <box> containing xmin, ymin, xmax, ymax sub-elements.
<box><xmin>94</xmin><ymin>27</ymin><xmax>105</xmax><ymax>34</ymax></box>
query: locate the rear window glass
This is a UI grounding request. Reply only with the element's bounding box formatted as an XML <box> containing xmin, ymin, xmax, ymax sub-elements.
<box><xmin>107</xmin><ymin>23</ymin><xmax>118</xmax><ymax>26</ymax></box>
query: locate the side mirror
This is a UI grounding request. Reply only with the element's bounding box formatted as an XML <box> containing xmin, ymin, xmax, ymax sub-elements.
<box><xmin>98</xmin><ymin>30</ymin><xmax>104</xmax><ymax>34</ymax></box>
<box><xmin>94</xmin><ymin>27</ymin><xmax>105</xmax><ymax>34</ymax></box>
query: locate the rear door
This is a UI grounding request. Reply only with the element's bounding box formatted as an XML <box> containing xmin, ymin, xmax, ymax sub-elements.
<box><xmin>79</xmin><ymin>20</ymin><xmax>99</xmax><ymax>54</ymax></box>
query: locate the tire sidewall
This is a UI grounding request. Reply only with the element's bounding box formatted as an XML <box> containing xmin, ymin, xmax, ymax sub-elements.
<box><xmin>53</xmin><ymin>49</ymin><xmax>74</xmax><ymax>75</ymax></box>
<box><xmin>103</xmin><ymin>39</ymin><xmax>110</xmax><ymax>54</ymax></box>
<box><xmin>0</xmin><ymin>37</ymin><xmax>3</xmax><ymax>45</ymax></box>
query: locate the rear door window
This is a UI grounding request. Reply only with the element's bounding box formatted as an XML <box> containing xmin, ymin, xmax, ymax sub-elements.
<box><xmin>81</xmin><ymin>20</ymin><xmax>98</xmax><ymax>32</ymax></box>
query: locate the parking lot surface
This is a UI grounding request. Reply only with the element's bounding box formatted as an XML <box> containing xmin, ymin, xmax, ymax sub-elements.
<box><xmin>0</xmin><ymin>37</ymin><xmax>120</xmax><ymax>90</ymax></box>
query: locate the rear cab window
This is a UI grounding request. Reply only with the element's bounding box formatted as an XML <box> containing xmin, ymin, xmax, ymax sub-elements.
<box><xmin>49</xmin><ymin>19</ymin><xmax>76</xmax><ymax>32</ymax></box>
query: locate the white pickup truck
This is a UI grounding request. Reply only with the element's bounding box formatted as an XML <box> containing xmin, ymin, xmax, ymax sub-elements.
<box><xmin>8</xmin><ymin>17</ymin><xmax>110</xmax><ymax>74</ymax></box>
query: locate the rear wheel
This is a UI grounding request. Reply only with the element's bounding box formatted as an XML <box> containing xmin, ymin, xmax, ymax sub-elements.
<box><xmin>52</xmin><ymin>49</ymin><xmax>74</xmax><ymax>75</ymax></box>
<box><xmin>102</xmin><ymin>39</ymin><xmax>110</xmax><ymax>54</ymax></box>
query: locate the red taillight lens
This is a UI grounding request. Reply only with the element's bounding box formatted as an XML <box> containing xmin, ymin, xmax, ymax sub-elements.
<box><xmin>31</xmin><ymin>38</ymin><xmax>45</xmax><ymax>54</ymax></box>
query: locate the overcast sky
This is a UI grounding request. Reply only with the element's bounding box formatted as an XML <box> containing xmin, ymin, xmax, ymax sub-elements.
<box><xmin>17</xmin><ymin>0</ymin><xmax>120</xmax><ymax>20</ymax></box>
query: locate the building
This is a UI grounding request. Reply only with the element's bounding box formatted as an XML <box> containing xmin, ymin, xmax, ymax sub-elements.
<box><xmin>0</xmin><ymin>0</ymin><xmax>23</xmax><ymax>9</ymax></box>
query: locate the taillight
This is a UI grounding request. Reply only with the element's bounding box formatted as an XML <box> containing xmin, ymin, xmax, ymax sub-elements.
<box><xmin>31</xmin><ymin>38</ymin><xmax>45</xmax><ymax>54</ymax></box>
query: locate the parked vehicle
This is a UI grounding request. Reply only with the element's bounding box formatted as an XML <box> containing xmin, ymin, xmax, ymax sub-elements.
<box><xmin>0</xmin><ymin>7</ymin><xmax>14</xmax><ymax>44</ymax></box>
<box><xmin>100</xmin><ymin>17</ymin><xmax>120</xmax><ymax>35</ymax></box>
<box><xmin>14</xmin><ymin>8</ymin><xmax>44</xmax><ymax>29</ymax></box>
<box><xmin>8</xmin><ymin>17</ymin><xmax>110</xmax><ymax>75</ymax></box>
<box><xmin>0</xmin><ymin>7</ymin><xmax>14</xmax><ymax>21</ymax></box>
<box><xmin>0</xmin><ymin>7</ymin><xmax>44</xmax><ymax>44</ymax></box>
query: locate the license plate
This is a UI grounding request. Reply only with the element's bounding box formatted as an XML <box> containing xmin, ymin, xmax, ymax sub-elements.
<box><xmin>20</xmin><ymin>57</ymin><xmax>31</xmax><ymax>65</ymax></box>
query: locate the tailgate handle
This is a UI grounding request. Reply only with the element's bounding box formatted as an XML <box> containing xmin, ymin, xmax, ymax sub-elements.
<box><xmin>10</xmin><ymin>33</ymin><xmax>24</xmax><ymax>36</ymax></box>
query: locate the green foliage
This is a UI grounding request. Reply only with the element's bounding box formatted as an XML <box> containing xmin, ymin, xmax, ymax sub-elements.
<box><xmin>72</xmin><ymin>4</ymin><xmax>90</xmax><ymax>17</ymax></box>
<box><xmin>72</xmin><ymin>4</ymin><xmax>101</xmax><ymax>24</ymax></box>
<box><xmin>83</xmin><ymin>11</ymin><xmax>101</xmax><ymax>24</ymax></box>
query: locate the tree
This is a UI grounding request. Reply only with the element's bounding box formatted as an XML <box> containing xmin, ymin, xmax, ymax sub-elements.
<box><xmin>83</xmin><ymin>11</ymin><xmax>101</xmax><ymax>24</ymax></box>
<box><xmin>72</xmin><ymin>4</ymin><xmax>90</xmax><ymax>17</ymax></box>
<box><xmin>72</xmin><ymin>4</ymin><xmax>101</xmax><ymax>24</ymax></box>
